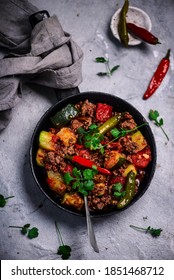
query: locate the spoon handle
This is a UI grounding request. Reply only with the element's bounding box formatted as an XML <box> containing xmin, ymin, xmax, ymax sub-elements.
<box><xmin>84</xmin><ymin>196</ymin><xmax>99</xmax><ymax>253</ymax></box>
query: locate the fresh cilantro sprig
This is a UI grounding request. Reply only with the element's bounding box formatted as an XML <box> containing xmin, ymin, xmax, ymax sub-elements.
<box><xmin>110</xmin><ymin>123</ymin><xmax>148</xmax><ymax>139</ymax></box>
<box><xmin>64</xmin><ymin>167</ymin><xmax>98</xmax><ymax>196</ymax></box>
<box><xmin>130</xmin><ymin>225</ymin><xmax>163</xmax><ymax>238</ymax></box>
<box><xmin>55</xmin><ymin>221</ymin><xmax>71</xmax><ymax>260</ymax></box>
<box><xmin>78</xmin><ymin>122</ymin><xmax>148</xmax><ymax>154</ymax></box>
<box><xmin>77</xmin><ymin>124</ymin><xmax>104</xmax><ymax>153</ymax></box>
<box><xmin>95</xmin><ymin>57</ymin><xmax>120</xmax><ymax>76</ymax></box>
<box><xmin>9</xmin><ymin>224</ymin><xmax>39</xmax><ymax>239</ymax></box>
<box><xmin>112</xmin><ymin>183</ymin><xmax>126</xmax><ymax>197</ymax></box>
<box><xmin>149</xmin><ymin>109</ymin><xmax>169</xmax><ymax>141</ymax></box>
<box><xmin>0</xmin><ymin>194</ymin><xmax>15</xmax><ymax>207</ymax></box>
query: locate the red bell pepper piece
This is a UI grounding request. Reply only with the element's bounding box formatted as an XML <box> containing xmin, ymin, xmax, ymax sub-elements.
<box><xmin>96</xmin><ymin>103</ymin><xmax>113</xmax><ymax>122</ymax></box>
<box><xmin>71</xmin><ymin>155</ymin><xmax>111</xmax><ymax>175</ymax></box>
<box><xmin>131</xmin><ymin>146</ymin><xmax>151</xmax><ymax>169</ymax></box>
<box><xmin>143</xmin><ymin>49</ymin><xmax>170</xmax><ymax>100</ymax></box>
<box><xmin>109</xmin><ymin>176</ymin><xmax>126</xmax><ymax>186</ymax></box>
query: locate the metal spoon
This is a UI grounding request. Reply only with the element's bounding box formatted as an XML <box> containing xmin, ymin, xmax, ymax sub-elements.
<box><xmin>84</xmin><ymin>196</ymin><xmax>99</xmax><ymax>253</ymax></box>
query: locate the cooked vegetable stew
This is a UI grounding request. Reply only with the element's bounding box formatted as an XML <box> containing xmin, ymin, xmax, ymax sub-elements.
<box><xmin>36</xmin><ymin>100</ymin><xmax>152</xmax><ymax>213</ymax></box>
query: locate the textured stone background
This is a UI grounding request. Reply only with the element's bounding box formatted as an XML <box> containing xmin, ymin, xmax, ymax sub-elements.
<box><xmin>0</xmin><ymin>0</ymin><xmax>174</xmax><ymax>260</ymax></box>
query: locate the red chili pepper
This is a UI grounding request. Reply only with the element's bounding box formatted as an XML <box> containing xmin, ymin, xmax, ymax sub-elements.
<box><xmin>71</xmin><ymin>155</ymin><xmax>111</xmax><ymax>175</ymax></box>
<box><xmin>143</xmin><ymin>49</ymin><xmax>170</xmax><ymax>100</ymax></box>
<box><xmin>127</xmin><ymin>22</ymin><xmax>160</xmax><ymax>45</ymax></box>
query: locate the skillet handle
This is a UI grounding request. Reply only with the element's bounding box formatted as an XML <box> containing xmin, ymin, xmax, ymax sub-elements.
<box><xmin>55</xmin><ymin>87</ymin><xmax>80</xmax><ymax>101</ymax></box>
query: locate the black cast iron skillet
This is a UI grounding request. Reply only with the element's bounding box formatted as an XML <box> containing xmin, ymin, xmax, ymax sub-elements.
<box><xmin>30</xmin><ymin>91</ymin><xmax>157</xmax><ymax>217</ymax></box>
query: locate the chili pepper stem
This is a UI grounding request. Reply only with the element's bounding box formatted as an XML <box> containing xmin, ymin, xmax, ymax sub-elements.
<box><xmin>165</xmin><ymin>49</ymin><xmax>170</xmax><ymax>59</ymax></box>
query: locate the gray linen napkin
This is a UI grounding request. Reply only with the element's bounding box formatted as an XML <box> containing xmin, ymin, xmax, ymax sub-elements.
<box><xmin>0</xmin><ymin>0</ymin><xmax>83</xmax><ymax>130</ymax></box>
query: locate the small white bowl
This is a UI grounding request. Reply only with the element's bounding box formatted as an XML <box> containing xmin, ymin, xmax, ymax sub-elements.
<box><xmin>110</xmin><ymin>6</ymin><xmax>152</xmax><ymax>46</ymax></box>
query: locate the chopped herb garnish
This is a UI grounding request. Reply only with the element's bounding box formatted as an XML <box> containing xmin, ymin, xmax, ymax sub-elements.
<box><xmin>55</xmin><ymin>221</ymin><xmax>71</xmax><ymax>260</ymax></box>
<box><xmin>130</xmin><ymin>224</ymin><xmax>163</xmax><ymax>237</ymax></box>
<box><xmin>112</xmin><ymin>183</ymin><xmax>126</xmax><ymax>197</ymax></box>
<box><xmin>77</xmin><ymin>124</ymin><xmax>104</xmax><ymax>151</ymax></box>
<box><xmin>149</xmin><ymin>109</ymin><xmax>169</xmax><ymax>141</ymax></box>
<box><xmin>0</xmin><ymin>194</ymin><xmax>15</xmax><ymax>208</ymax></box>
<box><xmin>64</xmin><ymin>167</ymin><xmax>98</xmax><ymax>196</ymax></box>
<box><xmin>9</xmin><ymin>224</ymin><xmax>39</xmax><ymax>239</ymax></box>
<box><xmin>95</xmin><ymin>57</ymin><xmax>120</xmax><ymax>76</ymax></box>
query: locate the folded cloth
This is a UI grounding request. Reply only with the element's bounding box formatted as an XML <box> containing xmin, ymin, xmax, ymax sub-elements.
<box><xmin>0</xmin><ymin>0</ymin><xmax>83</xmax><ymax>130</ymax></box>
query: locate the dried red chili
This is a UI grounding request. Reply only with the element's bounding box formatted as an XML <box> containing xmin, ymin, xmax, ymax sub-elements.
<box><xmin>127</xmin><ymin>22</ymin><xmax>160</xmax><ymax>45</ymax></box>
<box><xmin>143</xmin><ymin>49</ymin><xmax>170</xmax><ymax>100</ymax></box>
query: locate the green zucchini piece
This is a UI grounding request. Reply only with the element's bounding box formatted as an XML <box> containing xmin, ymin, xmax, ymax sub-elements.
<box><xmin>51</xmin><ymin>104</ymin><xmax>79</xmax><ymax>128</ymax></box>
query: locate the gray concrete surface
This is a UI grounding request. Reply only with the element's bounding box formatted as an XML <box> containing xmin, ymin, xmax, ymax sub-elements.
<box><xmin>0</xmin><ymin>0</ymin><xmax>174</xmax><ymax>260</ymax></box>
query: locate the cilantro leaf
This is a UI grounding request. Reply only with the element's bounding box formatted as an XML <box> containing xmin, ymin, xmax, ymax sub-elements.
<box><xmin>89</xmin><ymin>124</ymin><xmax>98</xmax><ymax>130</ymax></box>
<box><xmin>112</xmin><ymin>183</ymin><xmax>125</xmax><ymax>197</ymax></box>
<box><xmin>0</xmin><ymin>194</ymin><xmax>14</xmax><ymax>208</ymax></box>
<box><xmin>27</xmin><ymin>227</ymin><xmax>39</xmax><ymax>239</ymax></box>
<box><xmin>83</xmin><ymin>169</ymin><xmax>94</xmax><ymax>180</ymax></box>
<box><xmin>110</xmin><ymin>65</ymin><xmax>120</xmax><ymax>74</ymax></box>
<box><xmin>21</xmin><ymin>224</ymin><xmax>30</xmax><ymax>235</ymax></box>
<box><xmin>149</xmin><ymin>109</ymin><xmax>159</xmax><ymax>121</ymax></box>
<box><xmin>0</xmin><ymin>195</ymin><xmax>6</xmax><ymax>207</ymax></box>
<box><xmin>95</xmin><ymin>57</ymin><xmax>108</xmax><ymax>63</ymax></box>
<box><xmin>72</xmin><ymin>167</ymin><xmax>82</xmax><ymax>178</ymax></box>
<box><xmin>83</xmin><ymin>180</ymin><xmax>94</xmax><ymax>190</ymax></box>
<box><xmin>110</xmin><ymin>128</ymin><xmax>120</xmax><ymax>138</ymax></box>
<box><xmin>113</xmin><ymin>183</ymin><xmax>122</xmax><ymax>192</ymax></box>
<box><xmin>72</xmin><ymin>180</ymin><xmax>82</xmax><ymax>190</ymax></box>
<box><xmin>147</xmin><ymin>226</ymin><xmax>163</xmax><ymax>237</ymax></box>
<box><xmin>97</xmin><ymin>72</ymin><xmax>108</xmax><ymax>76</ymax></box>
<box><xmin>57</xmin><ymin>245</ymin><xmax>71</xmax><ymax>260</ymax></box>
<box><xmin>63</xmin><ymin>172</ymin><xmax>74</xmax><ymax>184</ymax></box>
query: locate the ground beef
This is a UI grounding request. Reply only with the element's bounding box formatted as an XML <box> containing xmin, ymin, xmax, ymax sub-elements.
<box><xmin>81</xmin><ymin>100</ymin><xmax>96</xmax><ymax>117</ymax></box>
<box><xmin>119</xmin><ymin>135</ymin><xmax>138</xmax><ymax>154</ymax></box>
<box><xmin>70</xmin><ymin>119</ymin><xmax>83</xmax><ymax>131</ymax></box>
<box><xmin>119</xmin><ymin>118</ymin><xmax>137</xmax><ymax>130</ymax></box>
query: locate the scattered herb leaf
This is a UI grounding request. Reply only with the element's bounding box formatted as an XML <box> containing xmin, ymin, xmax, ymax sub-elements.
<box><xmin>27</xmin><ymin>227</ymin><xmax>39</xmax><ymax>239</ymax></box>
<box><xmin>130</xmin><ymin>224</ymin><xmax>163</xmax><ymax>237</ymax></box>
<box><xmin>21</xmin><ymin>224</ymin><xmax>30</xmax><ymax>235</ymax></box>
<box><xmin>9</xmin><ymin>224</ymin><xmax>39</xmax><ymax>239</ymax></box>
<box><xmin>95</xmin><ymin>57</ymin><xmax>120</xmax><ymax>76</ymax></box>
<box><xmin>55</xmin><ymin>221</ymin><xmax>71</xmax><ymax>260</ymax></box>
<box><xmin>149</xmin><ymin>109</ymin><xmax>169</xmax><ymax>141</ymax></box>
<box><xmin>0</xmin><ymin>194</ymin><xmax>14</xmax><ymax>208</ymax></box>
